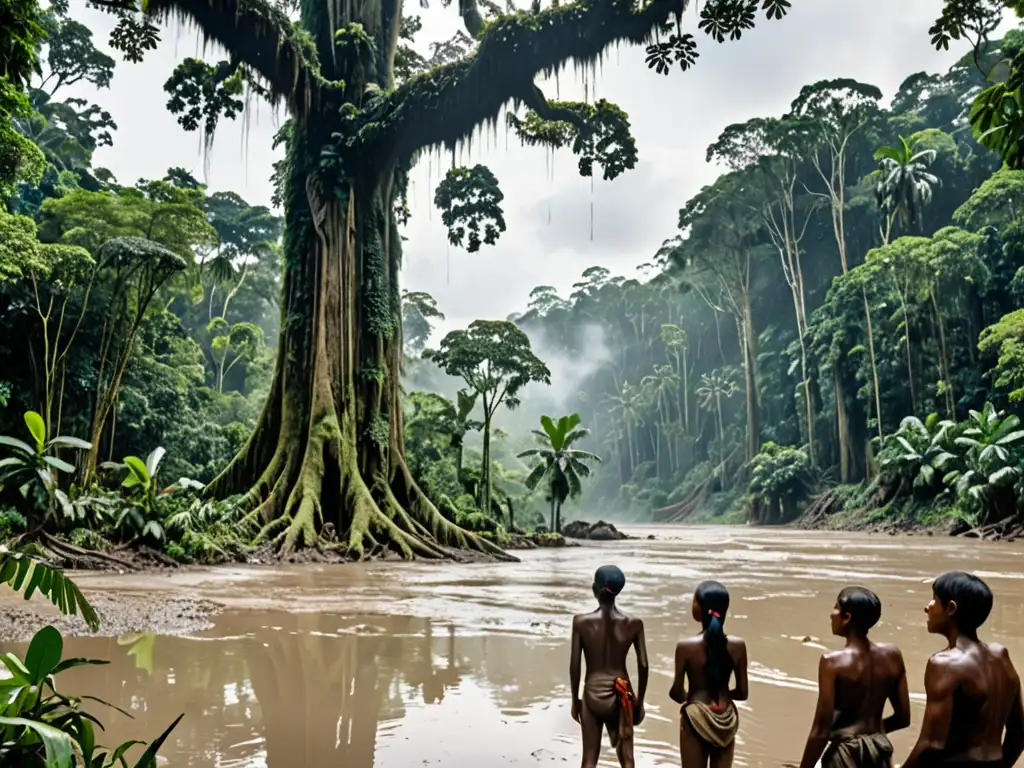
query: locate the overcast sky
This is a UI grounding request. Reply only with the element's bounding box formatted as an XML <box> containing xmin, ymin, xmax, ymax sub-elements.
<box><xmin>72</xmin><ymin>0</ymin><xmax>985</xmax><ymax>338</ymax></box>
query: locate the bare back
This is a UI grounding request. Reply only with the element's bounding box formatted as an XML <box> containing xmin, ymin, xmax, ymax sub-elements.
<box><xmin>829</xmin><ymin>640</ymin><xmax>906</xmax><ymax>735</ymax></box>
<box><xmin>672</xmin><ymin>634</ymin><xmax>748</xmax><ymax>708</ymax></box>
<box><xmin>935</xmin><ymin>641</ymin><xmax>1020</xmax><ymax>759</ymax></box>
<box><xmin>574</xmin><ymin>607</ymin><xmax>643</xmax><ymax>680</ymax></box>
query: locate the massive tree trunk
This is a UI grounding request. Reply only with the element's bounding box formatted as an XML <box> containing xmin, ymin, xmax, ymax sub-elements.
<box><xmin>211</xmin><ymin>119</ymin><xmax>501</xmax><ymax>558</ymax></box>
<box><xmin>201</xmin><ymin>2</ymin><xmax>509</xmax><ymax>560</ymax></box>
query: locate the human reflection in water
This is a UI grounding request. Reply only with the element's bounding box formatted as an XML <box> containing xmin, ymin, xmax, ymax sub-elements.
<box><xmin>404</xmin><ymin>621</ymin><xmax>462</xmax><ymax>704</ymax></box>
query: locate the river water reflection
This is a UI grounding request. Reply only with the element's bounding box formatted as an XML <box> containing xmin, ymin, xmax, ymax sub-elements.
<box><xmin>10</xmin><ymin>526</ymin><xmax>1024</xmax><ymax>767</ymax></box>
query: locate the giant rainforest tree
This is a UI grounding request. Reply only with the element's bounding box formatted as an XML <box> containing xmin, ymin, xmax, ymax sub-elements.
<box><xmin>83</xmin><ymin>0</ymin><xmax>797</xmax><ymax>556</ymax></box>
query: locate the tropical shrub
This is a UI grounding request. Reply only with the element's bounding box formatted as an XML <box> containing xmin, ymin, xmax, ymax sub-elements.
<box><xmin>0</xmin><ymin>411</ymin><xmax>91</xmax><ymax>525</ymax></box>
<box><xmin>747</xmin><ymin>442</ymin><xmax>814</xmax><ymax>524</ymax></box>
<box><xmin>874</xmin><ymin>404</ymin><xmax>1024</xmax><ymax>527</ymax></box>
<box><xmin>102</xmin><ymin>446</ymin><xmax>203</xmax><ymax>545</ymax></box>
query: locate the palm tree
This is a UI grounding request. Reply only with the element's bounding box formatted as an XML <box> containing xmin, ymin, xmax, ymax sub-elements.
<box><xmin>517</xmin><ymin>413</ymin><xmax>601</xmax><ymax>533</ymax></box>
<box><xmin>604</xmin><ymin>381</ymin><xmax>644</xmax><ymax>475</ymax></box>
<box><xmin>696</xmin><ymin>367</ymin><xmax>739</xmax><ymax>471</ymax></box>
<box><xmin>874</xmin><ymin>135</ymin><xmax>941</xmax><ymax>242</ymax></box>
<box><xmin>641</xmin><ymin>364</ymin><xmax>679</xmax><ymax>474</ymax></box>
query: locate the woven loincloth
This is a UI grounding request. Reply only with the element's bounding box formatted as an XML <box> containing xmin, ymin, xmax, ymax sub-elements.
<box><xmin>583</xmin><ymin>673</ymin><xmax>635</xmax><ymax>746</ymax></box>
<box><xmin>821</xmin><ymin>728</ymin><xmax>893</xmax><ymax>768</ymax></box>
<box><xmin>682</xmin><ymin>700</ymin><xmax>739</xmax><ymax>749</ymax></box>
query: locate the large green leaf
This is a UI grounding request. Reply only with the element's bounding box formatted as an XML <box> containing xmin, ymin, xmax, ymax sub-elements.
<box><xmin>0</xmin><ymin>716</ymin><xmax>76</xmax><ymax>767</ymax></box>
<box><xmin>0</xmin><ymin>552</ymin><xmax>100</xmax><ymax>632</ymax></box>
<box><xmin>0</xmin><ymin>435</ymin><xmax>35</xmax><ymax>456</ymax></box>
<box><xmin>122</xmin><ymin>456</ymin><xmax>150</xmax><ymax>488</ymax></box>
<box><xmin>539</xmin><ymin>415</ymin><xmax>558</xmax><ymax>444</ymax></box>
<box><xmin>24</xmin><ymin>625</ymin><xmax>63</xmax><ymax>685</ymax></box>
<box><xmin>42</xmin><ymin>456</ymin><xmax>75</xmax><ymax>475</ymax></box>
<box><xmin>144</xmin><ymin>447</ymin><xmax>166</xmax><ymax>479</ymax></box>
<box><xmin>23</xmin><ymin>412</ymin><xmax>46</xmax><ymax>452</ymax></box>
<box><xmin>46</xmin><ymin>436</ymin><xmax>91</xmax><ymax>452</ymax></box>
<box><xmin>523</xmin><ymin>461</ymin><xmax>550</xmax><ymax>491</ymax></box>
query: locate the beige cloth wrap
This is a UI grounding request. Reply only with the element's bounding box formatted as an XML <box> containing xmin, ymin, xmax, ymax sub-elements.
<box><xmin>682</xmin><ymin>701</ymin><xmax>739</xmax><ymax>749</ymax></box>
<box><xmin>583</xmin><ymin>672</ymin><xmax>634</xmax><ymax>747</ymax></box>
<box><xmin>821</xmin><ymin>727</ymin><xmax>893</xmax><ymax>768</ymax></box>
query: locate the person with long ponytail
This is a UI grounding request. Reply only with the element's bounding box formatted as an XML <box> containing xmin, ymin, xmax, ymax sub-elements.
<box><xmin>669</xmin><ymin>581</ymin><xmax>748</xmax><ymax>768</ymax></box>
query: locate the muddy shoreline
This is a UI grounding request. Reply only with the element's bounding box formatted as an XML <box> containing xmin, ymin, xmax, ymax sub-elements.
<box><xmin>0</xmin><ymin>592</ymin><xmax>223</xmax><ymax>643</ymax></box>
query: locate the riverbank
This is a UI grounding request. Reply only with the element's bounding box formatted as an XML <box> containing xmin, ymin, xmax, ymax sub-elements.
<box><xmin>793</xmin><ymin>483</ymin><xmax>1024</xmax><ymax>542</ymax></box>
<box><xmin>0</xmin><ymin>589</ymin><xmax>222</xmax><ymax>642</ymax></box>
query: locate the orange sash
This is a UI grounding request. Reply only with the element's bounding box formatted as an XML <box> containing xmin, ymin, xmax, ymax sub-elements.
<box><xmin>611</xmin><ymin>677</ymin><xmax>635</xmax><ymax>745</ymax></box>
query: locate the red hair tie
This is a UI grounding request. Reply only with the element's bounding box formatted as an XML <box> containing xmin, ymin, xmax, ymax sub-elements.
<box><xmin>603</xmin><ymin>587</ymin><xmax>615</xmax><ymax>594</ymax></box>
<box><xmin>709</xmin><ymin>610</ymin><xmax>721</xmax><ymax>619</ymax></box>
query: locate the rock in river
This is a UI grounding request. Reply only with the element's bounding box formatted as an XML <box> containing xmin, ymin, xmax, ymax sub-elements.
<box><xmin>561</xmin><ymin>520</ymin><xmax>632</xmax><ymax>541</ymax></box>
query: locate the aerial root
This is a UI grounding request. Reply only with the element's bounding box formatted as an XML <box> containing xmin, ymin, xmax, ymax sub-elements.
<box><xmin>243</xmin><ymin>426</ymin><xmax>516</xmax><ymax>562</ymax></box>
<box><xmin>239</xmin><ymin>444</ymin><xmax>293</xmax><ymax>530</ymax></box>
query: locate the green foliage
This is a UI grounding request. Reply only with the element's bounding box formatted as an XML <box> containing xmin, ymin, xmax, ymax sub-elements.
<box><xmin>0</xmin><ymin>619</ymin><xmax>183</xmax><ymax>765</ymax></box>
<box><xmin>0</xmin><ymin>410</ymin><xmax>91</xmax><ymax>522</ymax></box>
<box><xmin>0</xmin><ymin>551</ymin><xmax>98</xmax><ymax>631</ymax></box>
<box><xmin>980</xmin><ymin>309</ymin><xmax>1024</xmax><ymax>401</ymax></box>
<box><xmin>401</xmin><ymin>290</ymin><xmax>445</xmax><ymax>356</ymax></box>
<box><xmin>873</xmin><ymin>133</ymin><xmax>941</xmax><ymax>230</ymax></box>
<box><xmin>875</xmin><ymin>404</ymin><xmax>1024</xmax><ymax>526</ymax></box>
<box><xmin>433</xmin><ymin>165</ymin><xmax>506</xmax><ymax>253</ymax></box>
<box><xmin>506</xmin><ymin>99</ymin><xmax>638</xmax><ymax>181</ymax></box>
<box><xmin>748</xmin><ymin>442</ymin><xmax>813</xmax><ymax>523</ymax></box>
<box><xmin>428</xmin><ymin>320</ymin><xmax>551</xmax><ymax>413</ymax></box>
<box><xmin>102</xmin><ymin>446</ymin><xmax>202</xmax><ymax>544</ymax></box>
<box><xmin>164</xmin><ymin>58</ymin><xmax>244</xmax><ymax>135</ymax></box>
<box><xmin>517</xmin><ymin>413</ymin><xmax>601</xmax><ymax>531</ymax></box>
<box><xmin>164</xmin><ymin>495</ymin><xmax>246</xmax><ymax>563</ymax></box>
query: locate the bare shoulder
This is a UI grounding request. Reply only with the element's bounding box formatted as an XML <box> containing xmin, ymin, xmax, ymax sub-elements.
<box><xmin>627</xmin><ymin>614</ymin><xmax>645</xmax><ymax>633</ymax></box>
<box><xmin>925</xmin><ymin>648</ymin><xmax>961</xmax><ymax>681</ymax></box>
<box><xmin>987</xmin><ymin>642</ymin><xmax>1019</xmax><ymax>675</ymax></box>
<box><xmin>820</xmin><ymin>647</ymin><xmax>848</xmax><ymax>671</ymax></box>
<box><xmin>875</xmin><ymin>641</ymin><xmax>907</xmax><ymax>667</ymax></box>
<box><xmin>571</xmin><ymin>612</ymin><xmax>589</xmax><ymax>628</ymax></box>
<box><xmin>727</xmin><ymin>635</ymin><xmax>747</xmax><ymax>653</ymax></box>
<box><xmin>676</xmin><ymin>634</ymin><xmax>701</xmax><ymax>656</ymax></box>
<box><xmin>987</xmin><ymin>641</ymin><xmax>1011</xmax><ymax>659</ymax></box>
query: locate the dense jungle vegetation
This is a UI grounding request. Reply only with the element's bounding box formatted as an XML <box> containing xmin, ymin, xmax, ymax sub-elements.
<box><xmin>2</xmin><ymin>0</ymin><xmax>1024</xmax><ymax>579</ymax></box>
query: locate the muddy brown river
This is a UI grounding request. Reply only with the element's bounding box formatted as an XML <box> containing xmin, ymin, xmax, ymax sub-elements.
<box><xmin>6</xmin><ymin>525</ymin><xmax>1024</xmax><ymax>767</ymax></box>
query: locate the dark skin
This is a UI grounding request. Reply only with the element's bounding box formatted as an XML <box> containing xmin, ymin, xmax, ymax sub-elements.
<box><xmin>902</xmin><ymin>592</ymin><xmax>1024</xmax><ymax>767</ymax></box>
<box><xmin>669</xmin><ymin>596</ymin><xmax>749</xmax><ymax>768</ymax></box>
<box><xmin>796</xmin><ymin>598</ymin><xmax>911</xmax><ymax>768</ymax></box>
<box><xmin>570</xmin><ymin>585</ymin><xmax>649</xmax><ymax>768</ymax></box>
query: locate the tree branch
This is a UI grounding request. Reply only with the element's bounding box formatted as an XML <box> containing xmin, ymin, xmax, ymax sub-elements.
<box><xmin>140</xmin><ymin>0</ymin><xmax>328</xmax><ymax>106</ymax></box>
<box><xmin>379</xmin><ymin>0</ymin><xmax>687</xmax><ymax>161</ymax></box>
<box><xmin>521</xmin><ymin>82</ymin><xmax>590</xmax><ymax>135</ymax></box>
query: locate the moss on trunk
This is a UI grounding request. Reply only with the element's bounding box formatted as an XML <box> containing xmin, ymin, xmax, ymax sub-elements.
<box><xmin>209</xmin><ymin>114</ymin><xmax>507</xmax><ymax>561</ymax></box>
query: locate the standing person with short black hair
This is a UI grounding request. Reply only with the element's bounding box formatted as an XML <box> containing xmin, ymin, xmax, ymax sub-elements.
<box><xmin>669</xmin><ymin>580</ymin><xmax>749</xmax><ymax>768</ymax></box>
<box><xmin>570</xmin><ymin>564</ymin><xmax>649</xmax><ymax>768</ymax></box>
<box><xmin>903</xmin><ymin>571</ymin><xmax>1024</xmax><ymax>768</ymax></box>
<box><xmin>796</xmin><ymin>586</ymin><xmax>911</xmax><ymax>768</ymax></box>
